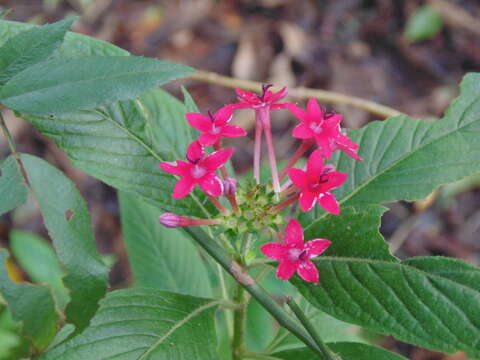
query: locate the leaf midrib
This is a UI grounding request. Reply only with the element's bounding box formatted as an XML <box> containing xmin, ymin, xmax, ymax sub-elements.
<box><xmin>305</xmin><ymin>103</ymin><xmax>480</xmax><ymax>232</ymax></box>
<box><xmin>1</xmin><ymin>65</ymin><xmax>186</xmax><ymax>103</ymax></box>
<box><xmin>316</xmin><ymin>256</ymin><xmax>480</xmax><ymax>297</ymax></box>
<box><xmin>138</xmin><ymin>300</ymin><xmax>221</xmax><ymax>359</ymax></box>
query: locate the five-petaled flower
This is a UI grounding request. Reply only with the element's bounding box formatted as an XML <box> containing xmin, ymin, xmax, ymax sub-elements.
<box><xmin>287</xmin><ymin>98</ymin><xmax>362</xmax><ymax>161</ymax></box>
<box><xmin>288</xmin><ymin>149</ymin><xmax>348</xmax><ymax>214</ymax></box>
<box><xmin>160</xmin><ymin>140</ymin><xmax>234</xmax><ymax>199</ymax></box>
<box><xmin>233</xmin><ymin>84</ymin><xmax>289</xmax><ymax>110</ymax></box>
<box><xmin>260</xmin><ymin>219</ymin><xmax>331</xmax><ymax>283</ymax></box>
<box><xmin>186</xmin><ymin>106</ymin><xmax>247</xmax><ymax>146</ymax></box>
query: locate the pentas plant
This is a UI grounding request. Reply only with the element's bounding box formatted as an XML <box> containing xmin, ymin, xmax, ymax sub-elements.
<box><xmin>159</xmin><ymin>85</ymin><xmax>361</xmax><ymax>283</ymax></box>
<box><xmin>2</xmin><ymin>17</ymin><xmax>480</xmax><ymax>360</ymax></box>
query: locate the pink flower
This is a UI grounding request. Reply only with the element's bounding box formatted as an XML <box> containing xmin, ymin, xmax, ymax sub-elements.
<box><xmin>186</xmin><ymin>107</ymin><xmax>247</xmax><ymax>146</ymax></box>
<box><xmin>287</xmin><ymin>150</ymin><xmax>348</xmax><ymax>214</ymax></box>
<box><xmin>287</xmin><ymin>99</ymin><xmax>362</xmax><ymax>161</ymax></box>
<box><xmin>160</xmin><ymin>140</ymin><xmax>234</xmax><ymax>199</ymax></box>
<box><xmin>260</xmin><ymin>219</ymin><xmax>331</xmax><ymax>283</ymax></box>
<box><xmin>233</xmin><ymin>84</ymin><xmax>289</xmax><ymax>110</ymax></box>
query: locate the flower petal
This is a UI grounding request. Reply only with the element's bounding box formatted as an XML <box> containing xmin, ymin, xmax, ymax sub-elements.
<box><xmin>221</xmin><ymin>125</ymin><xmax>247</xmax><ymax>138</ymax></box>
<box><xmin>299</xmin><ymin>190</ymin><xmax>317</xmax><ymax>212</ymax></box>
<box><xmin>306</xmin><ymin>149</ymin><xmax>324</xmax><ymax>181</ymax></box>
<box><xmin>285</xmin><ymin>218</ymin><xmax>304</xmax><ymax>246</ymax></box>
<box><xmin>173</xmin><ymin>177</ymin><xmax>196</xmax><ymax>199</ymax></box>
<box><xmin>292</xmin><ymin>123</ymin><xmax>313</xmax><ymax>139</ymax></box>
<box><xmin>318</xmin><ymin>192</ymin><xmax>340</xmax><ymax>215</ymax></box>
<box><xmin>186</xmin><ymin>140</ymin><xmax>205</xmax><ymax>163</ymax></box>
<box><xmin>159</xmin><ymin>161</ymin><xmax>188</xmax><ymax>176</ymax></box>
<box><xmin>285</xmin><ymin>103</ymin><xmax>307</xmax><ymax>121</ymax></box>
<box><xmin>214</xmin><ymin>106</ymin><xmax>234</xmax><ymax>126</ymax></box>
<box><xmin>186</xmin><ymin>113</ymin><xmax>212</xmax><ymax>132</ymax></box>
<box><xmin>260</xmin><ymin>242</ymin><xmax>287</xmax><ymax>261</ymax></box>
<box><xmin>315</xmin><ymin>134</ymin><xmax>333</xmax><ymax>160</ymax></box>
<box><xmin>288</xmin><ymin>168</ymin><xmax>307</xmax><ymax>188</ymax></box>
<box><xmin>199</xmin><ymin>133</ymin><xmax>219</xmax><ymax>146</ymax></box>
<box><xmin>268</xmin><ymin>87</ymin><xmax>288</xmax><ymax>102</ymax></box>
<box><xmin>307</xmin><ymin>98</ymin><xmax>323</xmax><ymax>119</ymax></box>
<box><xmin>202</xmin><ymin>148</ymin><xmax>234</xmax><ymax>171</ymax></box>
<box><xmin>297</xmin><ymin>260</ymin><xmax>319</xmax><ymax>283</ymax></box>
<box><xmin>199</xmin><ymin>173</ymin><xmax>223</xmax><ymax>196</ymax></box>
<box><xmin>305</xmin><ymin>239</ymin><xmax>331</xmax><ymax>257</ymax></box>
<box><xmin>324</xmin><ymin>171</ymin><xmax>348</xmax><ymax>191</ymax></box>
<box><xmin>324</xmin><ymin>114</ymin><xmax>342</xmax><ymax>129</ymax></box>
<box><xmin>276</xmin><ymin>261</ymin><xmax>297</xmax><ymax>281</ymax></box>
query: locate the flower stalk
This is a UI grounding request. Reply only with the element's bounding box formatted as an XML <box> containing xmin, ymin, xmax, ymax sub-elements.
<box><xmin>287</xmin><ymin>297</ymin><xmax>340</xmax><ymax>360</ymax></box>
<box><xmin>183</xmin><ymin>226</ymin><xmax>327</xmax><ymax>358</ymax></box>
<box><xmin>258</xmin><ymin>107</ymin><xmax>281</xmax><ymax>193</ymax></box>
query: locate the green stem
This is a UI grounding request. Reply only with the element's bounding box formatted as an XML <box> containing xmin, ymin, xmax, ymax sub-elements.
<box><xmin>183</xmin><ymin>227</ymin><xmax>325</xmax><ymax>358</ymax></box>
<box><xmin>232</xmin><ymin>283</ymin><xmax>247</xmax><ymax>360</ymax></box>
<box><xmin>0</xmin><ymin>112</ymin><xmax>17</xmax><ymax>154</ymax></box>
<box><xmin>286</xmin><ymin>297</ymin><xmax>339</xmax><ymax>360</ymax></box>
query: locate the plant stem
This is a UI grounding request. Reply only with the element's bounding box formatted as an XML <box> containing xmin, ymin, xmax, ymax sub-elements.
<box><xmin>189</xmin><ymin>71</ymin><xmax>403</xmax><ymax>119</ymax></box>
<box><xmin>270</xmin><ymin>193</ymin><xmax>299</xmax><ymax>213</ymax></box>
<box><xmin>259</xmin><ymin>107</ymin><xmax>281</xmax><ymax>193</ymax></box>
<box><xmin>0</xmin><ymin>112</ymin><xmax>17</xmax><ymax>154</ymax></box>
<box><xmin>278</xmin><ymin>140</ymin><xmax>312</xmax><ymax>181</ymax></box>
<box><xmin>232</xmin><ymin>283</ymin><xmax>247</xmax><ymax>360</ymax></box>
<box><xmin>286</xmin><ymin>297</ymin><xmax>339</xmax><ymax>360</ymax></box>
<box><xmin>207</xmin><ymin>195</ymin><xmax>229</xmax><ymax>215</ymax></box>
<box><xmin>183</xmin><ymin>227</ymin><xmax>325</xmax><ymax>358</ymax></box>
<box><xmin>253</xmin><ymin>112</ymin><xmax>263</xmax><ymax>184</ymax></box>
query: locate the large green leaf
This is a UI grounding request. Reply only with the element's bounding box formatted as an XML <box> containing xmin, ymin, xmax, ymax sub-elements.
<box><xmin>119</xmin><ymin>192</ymin><xmax>212</xmax><ymax>297</ymax></box>
<box><xmin>304</xmin><ymin>205</ymin><xmax>395</xmax><ymax>261</ymax></box>
<box><xmin>0</xmin><ymin>19</ymin><xmax>128</xmax><ymax>57</ymax></box>
<box><xmin>310</xmin><ymin>72</ymin><xmax>480</xmax><ymax>223</ymax></box>
<box><xmin>0</xmin><ymin>249</ymin><xmax>59</xmax><ymax>351</ymax></box>
<box><xmin>0</xmin><ymin>156</ymin><xmax>27</xmax><ymax>216</ymax></box>
<box><xmin>10</xmin><ymin>230</ymin><xmax>69</xmax><ymax>309</ymax></box>
<box><xmin>274</xmin><ymin>342</ymin><xmax>407</xmax><ymax>360</ymax></box>
<box><xmin>292</xmin><ymin>256</ymin><xmax>480</xmax><ymax>357</ymax></box>
<box><xmin>0</xmin><ymin>56</ymin><xmax>195</xmax><ymax>115</ymax></box>
<box><xmin>141</xmin><ymin>88</ymin><xmax>196</xmax><ymax>159</ymax></box>
<box><xmin>20</xmin><ymin>154</ymin><xmax>108</xmax><ymax>333</ymax></box>
<box><xmin>0</xmin><ymin>17</ymin><xmax>76</xmax><ymax>84</ymax></box>
<box><xmin>22</xmin><ymin>98</ymin><xmax>210</xmax><ymax>217</ymax></box>
<box><xmin>41</xmin><ymin>288</ymin><xmax>220</xmax><ymax>360</ymax></box>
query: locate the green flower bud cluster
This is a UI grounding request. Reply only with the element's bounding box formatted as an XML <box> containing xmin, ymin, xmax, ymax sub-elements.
<box><xmin>222</xmin><ymin>183</ymin><xmax>284</xmax><ymax>234</ymax></box>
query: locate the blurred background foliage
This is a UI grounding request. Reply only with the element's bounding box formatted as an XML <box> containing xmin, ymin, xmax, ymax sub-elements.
<box><xmin>0</xmin><ymin>1</ymin><xmax>479</xmax><ymax>359</ymax></box>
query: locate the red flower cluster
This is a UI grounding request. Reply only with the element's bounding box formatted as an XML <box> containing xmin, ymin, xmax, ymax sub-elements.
<box><xmin>158</xmin><ymin>86</ymin><xmax>362</xmax><ymax>283</ymax></box>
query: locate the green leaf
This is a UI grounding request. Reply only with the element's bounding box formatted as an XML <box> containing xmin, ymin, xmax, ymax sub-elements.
<box><xmin>0</xmin><ymin>249</ymin><xmax>59</xmax><ymax>351</ymax></box>
<box><xmin>311</xmin><ymin>72</ymin><xmax>480</xmax><ymax>222</ymax></box>
<box><xmin>405</xmin><ymin>5</ymin><xmax>443</xmax><ymax>43</ymax></box>
<box><xmin>181</xmin><ymin>86</ymin><xmax>200</xmax><ymax>113</ymax></box>
<box><xmin>41</xmin><ymin>288</ymin><xmax>220</xmax><ymax>360</ymax></box>
<box><xmin>0</xmin><ymin>56</ymin><xmax>195</xmax><ymax>115</ymax></box>
<box><xmin>0</xmin><ymin>156</ymin><xmax>27</xmax><ymax>216</ymax></box>
<box><xmin>274</xmin><ymin>342</ymin><xmax>407</xmax><ymax>360</ymax></box>
<box><xmin>22</xmin><ymin>98</ymin><xmax>210</xmax><ymax>217</ymax></box>
<box><xmin>0</xmin><ymin>19</ymin><xmax>128</xmax><ymax>57</ymax></box>
<box><xmin>304</xmin><ymin>205</ymin><xmax>395</xmax><ymax>261</ymax></box>
<box><xmin>9</xmin><ymin>230</ymin><xmax>69</xmax><ymax>309</ymax></box>
<box><xmin>141</xmin><ymin>88</ymin><xmax>195</xmax><ymax>159</ymax></box>
<box><xmin>0</xmin><ymin>17</ymin><xmax>76</xmax><ymax>84</ymax></box>
<box><xmin>292</xmin><ymin>256</ymin><xmax>480</xmax><ymax>357</ymax></box>
<box><xmin>20</xmin><ymin>154</ymin><xmax>108</xmax><ymax>333</ymax></box>
<box><xmin>119</xmin><ymin>191</ymin><xmax>212</xmax><ymax>297</ymax></box>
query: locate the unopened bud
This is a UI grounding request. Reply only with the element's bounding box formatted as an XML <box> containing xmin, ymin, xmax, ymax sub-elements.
<box><xmin>159</xmin><ymin>212</ymin><xmax>183</xmax><ymax>228</ymax></box>
<box><xmin>159</xmin><ymin>212</ymin><xmax>221</xmax><ymax>228</ymax></box>
<box><xmin>223</xmin><ymin>177</ymin><xmax>237</xmax><ymax>195</ymax></box>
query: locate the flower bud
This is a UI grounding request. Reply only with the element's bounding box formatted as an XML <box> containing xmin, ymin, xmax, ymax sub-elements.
<box><xmin>159</xmin><ymin>212</ymin><xmax>182</xmax><ymax>228</ymax></box>
<box><xmin>223</xmin><ymin>177</ymin><xmax>237</xmax><ymax>195</ymax></box>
